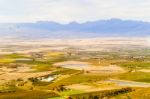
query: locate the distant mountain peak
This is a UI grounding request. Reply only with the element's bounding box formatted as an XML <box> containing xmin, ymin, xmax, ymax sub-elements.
<box><xmin>0</xmin><ymin>19</ymin><xmax>149</xmax><ymax>39</ymax></box>
<box><xmin>68</xmin><ymin>21</ymin><xmax>79</xmax><ymax>25</ymax></box>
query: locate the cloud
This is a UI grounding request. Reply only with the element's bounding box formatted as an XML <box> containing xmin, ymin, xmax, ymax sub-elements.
<box><xmin>0</xmin><ymin>0</ymin><xmax>150</xmax><ymax>23</ymax></box>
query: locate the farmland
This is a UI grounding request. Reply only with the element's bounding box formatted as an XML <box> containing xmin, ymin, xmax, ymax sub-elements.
<box><xmin>0</xmin><ymin>38</ymin><xmax>149</xmax><ymax>99</ymax></box>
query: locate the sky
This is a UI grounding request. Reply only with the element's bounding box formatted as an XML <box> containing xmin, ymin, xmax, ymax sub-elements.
<box><xmin>0</xmin><ymin>0</ymin><xmax>150</xmax><ymax>23</ymax></box>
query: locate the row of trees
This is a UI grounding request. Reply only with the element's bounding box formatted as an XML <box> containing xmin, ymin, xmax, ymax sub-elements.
<box><xmin>69</xmin><ymin>87</ymin><xmax>132</xmax><ymax>99</ymax></box>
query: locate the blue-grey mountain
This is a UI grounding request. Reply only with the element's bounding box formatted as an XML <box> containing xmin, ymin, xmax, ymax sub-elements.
<box><xmin>0</xmin><ymin>19</ymin><xmax>150</xmax><ymax>39</ymax></box>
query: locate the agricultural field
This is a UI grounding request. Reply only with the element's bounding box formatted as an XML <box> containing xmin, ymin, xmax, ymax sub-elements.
<box><xmin>0</xmin><ymin>44</ymin><xmax>150</xmax><ymax>99</ymax></box>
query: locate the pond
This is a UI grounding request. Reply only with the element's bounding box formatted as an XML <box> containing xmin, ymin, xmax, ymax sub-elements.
<box><xmin>54</xmin><ymin>61</ymin><xmax>90</xmax><ymax>70</ymax></box>
<box><xmin>106</xmin><ymin>79</ymin><xmax>150</xmax><ymax>87</ymax></box>
<box><xmin>39</xmin><ymin>75</ymin><xmax>57</xmax><ymax>82</ymax></box>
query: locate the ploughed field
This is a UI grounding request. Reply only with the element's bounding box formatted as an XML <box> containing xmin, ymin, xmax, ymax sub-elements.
<box><xmin>0</xmin><ymin>44</ymin><xmax>150</xmax><ymax>99</ymax></box>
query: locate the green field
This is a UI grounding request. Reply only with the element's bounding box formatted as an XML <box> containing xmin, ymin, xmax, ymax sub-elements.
<box><xmin>0</xmin><ymin>50</ymin><xmax>150</xmax><ymax>99</ymax></box>
<box><xmin>115</xmin><ymin>72</ymin><xmax>150</xmax><ymax>83</ymax></box>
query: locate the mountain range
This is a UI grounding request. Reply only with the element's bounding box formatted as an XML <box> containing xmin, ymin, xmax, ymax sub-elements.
<box><xmin>0</xmin><ymin>19</ymin><xmax>150</xmax><ymax>39</ymax></box>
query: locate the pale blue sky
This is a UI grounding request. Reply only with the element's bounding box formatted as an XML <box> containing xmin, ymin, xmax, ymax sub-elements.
<box><xmin>0</xmin><ymin>0</ymin><xmax>150</xmax><ymax>23</ymax></box>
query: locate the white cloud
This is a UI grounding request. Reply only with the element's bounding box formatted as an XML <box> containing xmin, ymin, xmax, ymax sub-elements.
<box><xmin>0</xmin><ymin>0</ymin><xmax>150</xmax><ymax>23</ymax></box>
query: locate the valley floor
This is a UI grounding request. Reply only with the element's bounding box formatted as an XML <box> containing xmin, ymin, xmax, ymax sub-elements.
<box><xmin>0</xmin><ymin>38</ymin><xmax>150</xmax><ymax>99</ymax></box>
